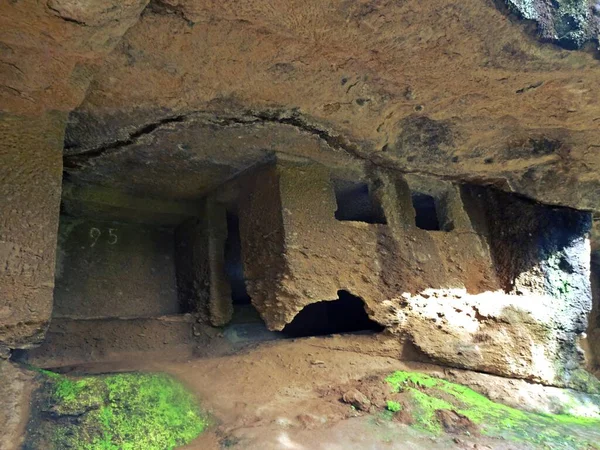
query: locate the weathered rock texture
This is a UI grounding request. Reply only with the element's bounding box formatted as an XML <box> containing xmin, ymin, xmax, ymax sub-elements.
<box><xmin>62</xmin><ymin>0</ymin><xmax>600</xmax><ymax>213</ymax></box>
<box><xmin>235</xmin><ymin>161</ymin><xmax>497</xmax><ymax>329</ymax></box>
<box><xmin>1</xmin><ymin>0</ymin><xmax>599</xmax><ymax>391</ymax></box>
<box><xmin>0</xmin><ymin>0</ymin><xmax>149</xmax><ymax>353</ymax></box>
<box><xmin>0</xmin><ymin>361</ymin><xmax>35</xmax><ymax>450</ymax></box>
<box><xmin>218</xmin><ymin>159</ymin><xmax>592</xmax><ymax>389</ymax></box>
<box><xmin>175</xmin><ymin>200</ymin><xmax>233</xmax><ymax>326</ymax></box>
<box><xmin>400</xmin><ymin>186</ymin><xmax>594</xmax><ymax>390</ymax></box>
<box><xmin>20</xmin><ymin>315</ymin><xmax>198</xmax><ymax>368</ymax></box>
<box><xmin>54</xmin><ymin>217</ymin><xmax>180</xmax><ymax>319</ymax></box>
<box><xmin>0</xmin><ymin>114</ymin><xmax>64</xmax><ymax>354</ymax></box>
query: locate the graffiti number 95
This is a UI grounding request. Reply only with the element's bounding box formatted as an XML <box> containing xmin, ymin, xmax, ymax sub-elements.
<box><xmin>89</xmin><ymin>228</ymin><xmax>118</xmax><ymax>247</ymax></box>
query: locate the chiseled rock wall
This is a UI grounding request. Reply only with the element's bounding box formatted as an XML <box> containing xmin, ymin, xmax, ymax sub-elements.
<box><xmin>0</xmin><ymin>0</ymin><xmax>149</xmax><ymax>353</ymax></box>
<box><xmin>238</xmin><ymin>159</ymin><xmax>596</xmax><ymax>390</ymax></box>
<box><xmin>62</xmin><ymin>0</ymin><xmax>600</xmax><ymax>214</ymax></box>
<box><xmin>53</xmin><ymin>216</ymin><xmax>180</xmax><ymax>319</ymax></box>
<box><xmin>388</xmin><ymin>187</ymin><xmax>595</xmax><ymax>390</ymax></box>
<box><xmin>0</xmin><ymin>114</ymin><xmax>65</xmax><ymax>355</ymax></box>
<box><xmin>1</xmin><ymin>0</ymin><xmax>599</xmax><ymax>377</ymax></box>
<box><xmin>175</xmin><ymin>200</ymin><xmax>232</xmax><ymax>326</ymax></box>
<box><xmin>237</xmin><ymin>160</ymin><xmax>501</xmax><ymax>331</ymax></box>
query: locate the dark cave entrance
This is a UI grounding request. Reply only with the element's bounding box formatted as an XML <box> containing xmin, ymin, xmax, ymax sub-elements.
<box><xmin>412</xmin><ymin>192</ymin><xmax>441</xmax><ymax>231</ymax></box>
<box><xmin>223</xmin><ymin>210</ymin><xmax>270</xmax><ymax>335</ymax></box>
<box><xmin>333</xmin><ymin>179</ymin><xmax>386</xmax><ymax>224</ymax></box>
<box><xmin>224</xmin><ymin>211</ymin><xmax>251</xmax><ymax>305</ymax></box>
<box><xmin>282</xmin><ymin>291</ymin><xmax>384</xmax><ymax>338</ymax></box>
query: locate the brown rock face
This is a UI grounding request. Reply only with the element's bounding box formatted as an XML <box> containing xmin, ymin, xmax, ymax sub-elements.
<box><xmin>435</xmin><ymin>409</ymin><xmax>478</xmax><ymax>435</ymax></box>
<box><xmin>0</xmin><ymin>0</ymin><xmax>599</xmax><ymax>392</ymax></box>
<box><xmin>63</xmin><ymin>0</ymin><xmax>600</xmax><ymax>212</ymax></box>
<box><xmin>0</xmin><ymin>114</ymin><xmax>64</xmax><ymax>352</ymax></box>
<box><xmin>342</xmin><ymin>389</ymin><xmax>372</xmax><ymax>412</ymax></box>
<box><xmin>0</xmin><ymin>361</ymin><xmax>35</xmax><ymax>450</ymax></box>
<box><xmin>0</xmin><ymin>0</ymin><xmax>149</xmax><ymax>352</ymax></box>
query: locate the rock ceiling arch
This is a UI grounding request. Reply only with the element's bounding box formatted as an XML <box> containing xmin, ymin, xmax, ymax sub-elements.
<box><xmin>60</xmin><ymin>0</ymin><xmax>600</xmax><ymax>211</ymax></box>
<box><xmin>2</xmin><ymin>0</ymin><xmax>600</xmax><ymax>407</ymax></box>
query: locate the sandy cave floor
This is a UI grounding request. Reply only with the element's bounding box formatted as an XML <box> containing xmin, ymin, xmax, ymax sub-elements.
<box><xmin>30</xmin><ymin>333</ymin><xmax>590</xmax><ymax>450</ymax></box>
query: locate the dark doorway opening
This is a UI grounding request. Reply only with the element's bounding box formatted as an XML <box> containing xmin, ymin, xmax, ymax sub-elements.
<box><xmin>224</xmin><ymin>212</ymin><xmax>251</xmax><ymax>305</ymax></box>
<box><xmin>333</xmin><ymin>180</ymin><xmax>386</xmax><ymax>224</ymax></box>
<box><xmin>282</xmin><ymin>291</ymin><xmax>384</xmax><ymax>338</ymax></box>
<box><xmin>412</xmin><ymin>192</ymin><xmax>441</xmax><ymax>231</ymax></box>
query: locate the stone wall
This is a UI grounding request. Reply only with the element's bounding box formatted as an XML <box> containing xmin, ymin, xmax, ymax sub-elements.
<box><xmin>0</xmin><ymin>113</ymin><xmax>65</xmax><ymax>355</ymax></box>
<box><xmin>0</xmin><ymin>0</ymin><xmax>150</xmax><ymax>355</ymax></box>
<box><xmin>54</xmin><ymin>216</ymin><xmax>179</xmax><ymax>319</ymax></box>
<box><xmin>237</xmin><ymin>159</ymin><xmax>500</xmax><ymax>331</ymax></box>
<box><xmin>175</xmin><ymin>200</ymin><xmax>232</xmax><ymax>326</ymax></box>
<box><xmin>53</xmin><ymin>186</ymin><xmax>236</xmax><ymax>323</ymax></box>
<box><xmin>17</xmin><ymin>187</ymin><xmax>222</xmax><ymax>367</ymax></box>
<box><xmin>403</xmin><ymin>187</ymin><xmax>594</xmax><ymax>390</ymax></box>
<box><xmin>234</xmin><ymin>159</ymin><xmax>596</xmax><ymax>390</ymax></box>
<box><xmin>3</xmin><ymin>0</ymin><xmax>600</xmax><ymax>369</ymax></box>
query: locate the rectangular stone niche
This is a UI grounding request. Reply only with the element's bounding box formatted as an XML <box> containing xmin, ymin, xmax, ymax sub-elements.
<box><xmin>333</xmin><ymin>179</ymin><xmax>387</xmax><ymax>224</ymax></box>
<box><xmin>20</xmin><ymin>183</ymin><xmax>224</xmax><ymax>367</ymax></box>
<box><xmin>54</xmin><ymin>217</ymin><xmax>181</xmax><ymax>319</ymax></box>
<box><xmin>53</xmin><ymin>184</ymin><xmax>209</xmax><ymax>320</ymax></box>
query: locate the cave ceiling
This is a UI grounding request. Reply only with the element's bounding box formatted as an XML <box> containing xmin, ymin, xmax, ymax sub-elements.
<box><xmin>2</xmin><ymin>0</ymin><xmax>600</xmax><ymax>210</ymax></box>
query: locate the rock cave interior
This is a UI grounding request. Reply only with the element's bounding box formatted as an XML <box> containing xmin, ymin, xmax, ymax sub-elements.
<box><xmin>2</xmin><ymin>0</ymin><xmax>600</xmax><ymax>449</ymax></box>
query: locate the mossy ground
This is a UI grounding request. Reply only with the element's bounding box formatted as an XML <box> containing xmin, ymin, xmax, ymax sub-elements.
<box><xmin>386</xmin><ymin>371</ymin><xmax>600</xmax><ymax>449</ymax></box>
<box><xmin>27</xmin><ymin>370</ymin><xmax>207</xmax><ymax>450</ymax></box>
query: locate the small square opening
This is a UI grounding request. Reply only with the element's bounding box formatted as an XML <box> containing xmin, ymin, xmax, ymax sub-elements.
<box><xmin>333</xmin><ymin>179</ymin><xmax>386</xmax><ymax>224</ymax></box>
<box><xmin>412</xmin><ymin>192</ymin><xmax>442</xmax><ymax>231</ymax></box>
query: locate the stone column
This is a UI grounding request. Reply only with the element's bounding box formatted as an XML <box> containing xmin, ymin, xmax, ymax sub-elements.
<box><xmin>0</xmin><ymin>0</ymin><xmax>150</xmax><ymax>356</ymax></box>
<box><xmin>175</xmin><ymin>199</ymin><xmax>232</xmax><ymax>326</ymax></box>
<box><xmin>237</xmin><ymin>163</ymin><xmax>289</xmax><ymax>329</ymax></box>
<box><xmin>0</xmin><ymin>112</ymin><xmax>66</xmax><ymax>355</ymax></box>
<box><xmin>205</xmin><ymin>199</ymin><xmax>233</xmax><ymax>326</ymax></box>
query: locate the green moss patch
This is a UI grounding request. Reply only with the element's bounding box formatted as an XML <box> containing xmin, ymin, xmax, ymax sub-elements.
<box><xmin>386</xmin><ymin>400</ymin><xmax>402</xmax><ymax>413</ymax></box>
<box><xmin>27</xmin><ymin>370</ymin><xmax>207</xmax><ymax>450</ymax></box>
<box><xmin>386</xmin><ymin>371</ymin><xmax>600</xmax><ymax>449</ymax></box>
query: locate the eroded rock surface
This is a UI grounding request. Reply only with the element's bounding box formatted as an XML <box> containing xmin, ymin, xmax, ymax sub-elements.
<box><xmin>1</xmin><ymin>0</ymin><xmax>599</xmax><ymax>395</ymax></box>
<box><xmin>61</xmin><ymin>0</ymin><xmax>600</xmax><ymax>213</ymax></box>
<box><xmin>0</xmin><ymin>361</ymin><xmax>35</xmax><ymax>450</ymax></box>
<box><xmin>0</xmin><ymin>0</ymin><xmax>149</xmax><ymax>352</ymax></box>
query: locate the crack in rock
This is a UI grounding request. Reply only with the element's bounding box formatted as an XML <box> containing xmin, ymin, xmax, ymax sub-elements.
<box><xmin>63</xmin><ymin>109</ymin><xmax>519</xmax><ymax>194</ymax></box>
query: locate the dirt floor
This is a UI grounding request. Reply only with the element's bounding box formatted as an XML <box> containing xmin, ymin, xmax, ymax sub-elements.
<box><xmin>0</xmin><ymin>361</ymin><xmax>35</xmax><ymax>450</ymax></box>
<box><xmin>28</xmin><ymin>332</ymin><xmax>599</xmax><ymax>450</ymax></box>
